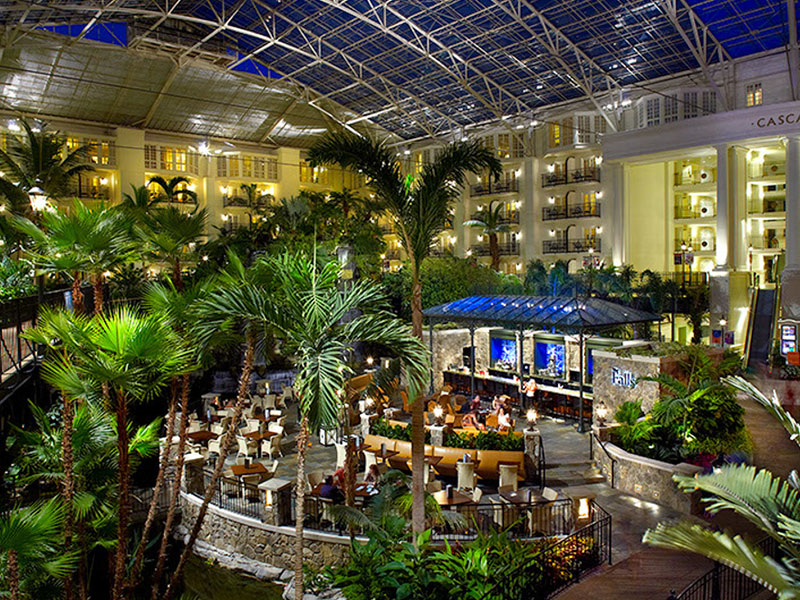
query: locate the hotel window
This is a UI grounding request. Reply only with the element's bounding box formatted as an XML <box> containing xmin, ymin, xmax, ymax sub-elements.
<box><xmin>173</xmin><ymin>148</ymin><xmax>187</xmax><ymax>172</ymax></box>
<box><xmin>701</xmin><ymin>91</ymin><xmax>716</xmax><ymax>115</ymax></box>
<box><xmin>683</xmin><ymin>92</ymin><xmax>699</xmax><ymax>119</ymax></box>
<box><xmin>562</xmin><ymin>117</ymin><xmax>573</xmax><ymax>144</ymax></box>
<box><xmin>228</xmin><ymin>155</ymin><xmax>240</xmax><ymax>177</ymax></box>
<box><xmin>188</xmin><ymin>152</ymin><xmax>198</xmax><ymax>174</ymax></box>
<box><xmin>145</xmin><ymin>145</ymin><xmax>158</xmax><ymax>169</ymax></box>
<box><xmin>266</xmin><ymin>158</ymin><xmax>278</xmax><ymax>180</ymax></box>
<box><xmin>497</xmin><ymin>134</ymin><xmax>510</xmax><ymax>158</ymax></box>
<box><xmin>483</xmin><ymin>136</ymin><xmax>495</xmax><ymax>153</ymax></box>
<box><xmin>646</xmin><ymin>98</ymin><xmax>661</xmax><ymax>127</ymax></box>
<box><xmin>216</xmin><ymin>155</ymin><xmax>228</xmax><ymax>177</ymax></box>
<box><xmin>66</xmin><ymin>137</ymin><xmax>81</xmax><ymax>151</ymax></box>
<box><xmin>636</xmin><ymin>103</ymin><xmax>645</xmax><ymax>129</ymax></box>
<box><xmin>160</xmin><ymin>147</ymin><xmax>174</xmax><ymax>171</ymax></box>
<box><xmin>253</xmin><ymin>157</ymin><xmax>265</xmax><ymax>179</ymax></box>
<box><xmin>512</xmin><ymin>135</ymin><xmax>524</xmax><ymax>158</ymax></box>
<box><xmin>583</xmin><ymin>192</ymin><xmax>597</xmax><ymax>212</ymax></box>
<box><xmin>746</xmin><ymin>83</ymin><xmax>763</xmax><ymax>107</ymax></box>
<box><xmin>594</xmin><ymin>115</ymin><xmax>607</xmax><ymax>136</ymax></box>
<box><xmin>576</xmin><ymin>115</ymin><xmax>592</xmax><ymax>144</ymax></box>
<box><xmin>664</xmin><ymin>94</ymin><xmax>679</xmax><ymax>123</ymax></box>
<box><xmin>549</xmin><ymin>122</ymin><xmax>561</xmax><ymax>147</ymax></box>
<box><xmin>242</xmin><ymin>155</ymin><xmax>253</xmax><ymax>178</ymax></box>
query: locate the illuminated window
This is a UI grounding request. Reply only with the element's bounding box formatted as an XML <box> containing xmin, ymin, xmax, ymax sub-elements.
<box><xmin>576</xmin><ymin>115</ymin><xmax>592</xmax><ymax>144</ymax></box>
<box><xmin>160</xmin><ymin>147</ymin><xmax>174</xmax><ymax>171</ymax></box>
<box><xmin>512</xmin><ymin>135</ymin><xmax>524</xmax><ymax>158</ymax></box>
<box><xmin>145</xmin><ymin>145</ymin><xmax>158</xmax><ymax>169</ymax></box>
<box><xmin>253</xmin><ymin>157</ymin><xmax>265</xmax><ymax>179</ymax></box>
<box><xmin>217</xmin><ymin>156</ymin><xmax>228</xmax><ymax>177</ymax></box>
<box><xmin>173</xmin><ymin>148</ymin><xmax>187</xmax><ymax>172</ymax></box>
<box><xmin>746</xmin><ymin>83</ymin><xmax>763</xmax><ymax>107</ymax></box>
<box><xmin>549</xmin><ymin>123</ymin><xmax>561</xmax><ymax>147</ymax></box>
<box><xmin>497</xmin><ymin>134</ymin><xmax>510</xmax><ymax>158</ymax></box>
<box><xmin>594</xmin><ymin>115</ymin><xmax>607</xmax><ymax>135</ymax></box>
<box><xmin>66</xmin><ymin>137</ymin><xmax>81</xmax><ymax>151</ymax></box>
<box><xmin>583</xmin><ymin>192</ymin><xmax>597</xmax><ymax>212</ymax></box>
<box><xmin>228</xmin><ymin>155</ymin><xmax>239</xmax><ymax>177</ymax></box>
<box><xmin>266</xmin><ymin>158</ymin><xmax>278</xmax><ymax>180</ymax></box>
<box><xmin>242</xmin><ymin>155</ymin><xmax>253</xmax><ymax>177</ymax></box>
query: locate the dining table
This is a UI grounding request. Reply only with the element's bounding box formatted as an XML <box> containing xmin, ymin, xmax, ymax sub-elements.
<box><xmin>231</xmin><ymin>462</ymin><xmax>269</xmax><ymax>478</ymax></box>
<box><xmin>499</xmin><ymin>489</ymin><xmax>547</xmax><ymax>505</ymax></box>
<box><xmin>432</xmin><ymin>489</ymin><xmax>474</xmax><ymax>507</ymax></box>
<box><xmin>364</xmin><ymin>446</ymin><xmax>400</xmax><ymax>463</ymax></box>
<box><xmin>187</xmin><ymin>430</ymin><xmax>218</xmax><ymax>442</ymax></box>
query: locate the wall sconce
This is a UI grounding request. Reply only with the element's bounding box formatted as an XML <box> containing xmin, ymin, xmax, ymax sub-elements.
<box><xmin>596</xmin><ymin>191</ymin><xmax>603</xmax><ymax>199</ymax></box>
<box><xmin>597</xmin><ymin>226</ymin><xmax>603</xmax><ymax>234</ymax></box>
<box><xmin>596</xmin><ymin>156</ymin><xmax>603</xmax><ymax>165</ymax></box>
<box><xmin>366</xmin><ymin>356</ymin><xmax>374</xmax><ymax>367</ymax></box>
<box><xmin>221</xmin><ymin>214</ymin><xmax>229</xmax><ymax>222</ymax></box>
<box><xmin>547</xmin><ymin>164</ymin><xmax>555</xmax><ymax>173</ymax></box>
<box><xmin>220</xmin><ymin>185</ymin><xmax>229</xmax><ymax>194</ymax></box>
<box><xmin>99</xmin><ymin>177</ymin><xmax>109</xmax><ymax>186</ymax></box>
<box><xmin>515</xmin><ymin>262</ymin><xmax>522</xmax><ymax>271</ymax></box>
<box><xmin>594</xmin><ymin>399</ymin><xmax>609</xmax><ymax>425</ymax></box>
<box><xmin>432</xmin><ymin>405</ymin><xmax>444</xmax><ymax>426</ymax></box>
<box><xmin>577</xmin><ymin>497</ymin><xmax>591</xmax><ymax>521</ymax></box>
<box><xmin>514</xmin><ymin>200</ymin><xmax>521</xmax><ymax>209</ymax></box>
<box><xmin>477</xmin><ymin>235</ymin><xmax>484</xmax><ymax>242</ymax></box>
<box><xmin>466</xmin><ymin>249</ymin><xmax>473</xmax><ymax>256</ymax></box>
<box><xmin>549</xmin><ymin>229</ymin><xmax>556</xmax><ymax>236</ymax></box>
<box><xmin>449</xmin><ymin>236</ymin><xmax>457</xmax><ymax>244</ymax></box>
<box><xmin>548</xmin><ymin>196</ymin><xmax>555</xmax><ymax>204</ymax></box>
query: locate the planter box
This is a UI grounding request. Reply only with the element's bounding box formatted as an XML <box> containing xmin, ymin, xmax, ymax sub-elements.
<box><xmin>592</xmin><ymin>430</ymin><xmax>702</xmax><ymax>514</ymax></box>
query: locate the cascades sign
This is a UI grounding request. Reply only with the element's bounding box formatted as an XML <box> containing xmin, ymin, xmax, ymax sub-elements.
<box><xmin>610</xmin><ymin>366</ymin><xmax>636</xmax><ymax>388</ymax></box>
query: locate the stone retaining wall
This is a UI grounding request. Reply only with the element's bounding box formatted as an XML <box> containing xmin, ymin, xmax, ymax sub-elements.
<box><xmin>591</xmin><ymin>432</ymin><xmax>702</xmax><ymax>514</ymax></box>
<box><xmin>179</xmin><ymin>492</ymin><xmax>354</xmax><ymax>572</ymax></box>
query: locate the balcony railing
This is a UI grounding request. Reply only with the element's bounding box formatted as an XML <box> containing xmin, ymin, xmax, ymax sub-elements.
<box><xmin>674</xmin><ymin>207</ymin><xmax>714</xmax><ymax>219</ymax></box>
<box><xmin>748</xmin><ymin>200</ymin><xmax>786</xmax><ymax>214</ymax></box>
<box><xmin>543</xmin><ymin>239</ymin><xmax>602</xmax><ymax>254</ymax></box>
<box><xmin>67</xmin><ymin>184</ymin><xmax>111</xmax><ymax>201</ymax></box>
<box><xmin>674</xmin><ymin>239</ymin><xmax>714</xmax><ymax>252</ymax></box>
<box><xmin>470</xmin><ymin>179</ymin><xmax>519</xmax><ymax>197</ymax></box>
<box><xmin>470</xmin><ymin>211</ymin><xmax>520</xmax><ymax>225</ymax></box>
<box><xmin>469</xmin><ymin>242</ymin><xmax>520</xmax><ymax>257</ymax></box>
<box><xmin>541</xmin><ymin>167</ymin><xmax>601</xmax><ymax>188</ymax></box>
<box><xmin>542</xmin><ymin>203</ymin><xmax>601</xmax><ymax>221</ymax></box>
<box><xmin>469</xmin><ymin>244</ymin><xmax>492</xmax><ymax>257</ymax></box>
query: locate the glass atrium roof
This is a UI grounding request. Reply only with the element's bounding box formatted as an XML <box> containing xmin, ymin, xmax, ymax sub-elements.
<box><xmin>0</xmin><ymin>0</ymin><xmax>790</xmax><ymax>146</ymax></box>
<box><xmin>422</xmin><ymin>295</ymin><xmax>662</xmax><ymax>330</ymax></box>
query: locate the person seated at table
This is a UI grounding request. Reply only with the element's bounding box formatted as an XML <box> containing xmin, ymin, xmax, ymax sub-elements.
<box><xmin>469</xmin><ymin>395</ymin><xmax>482</xmax><ymax>413</ymax></box>
<box><xmin>364</xmin><ymin>464</ymin><xmax>381</xmax><ymax>486</ymax></box>
<box><xmin>492</xmin><ymin>395</ymin><xmax>506</xmax><ymax>414</ymax></box>
<box><xmin>319</xmin><ymin>475</ymin><xmax>344</xmax><ymax>503</ymax></box>
<box><xmin>497</xmin><ymin>406</ymin><xmax>512</xmax><ymax>432</ymax></box>
<box><xmin>462</xmin><ymin>409</ymin><xmax>486</xmax><ymax>431</ymax></box>
<box><xmin>334</xmin><ymin>466</ymin><xmax>346</xmax><ymax>489</ymax></box>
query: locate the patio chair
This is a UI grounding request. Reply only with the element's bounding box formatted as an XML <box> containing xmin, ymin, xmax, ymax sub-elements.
<box><xmin>263</xmin><ymin>394</ymin><xmax>277</xmax><ymax>410</ymax></box>
<box><xmin>335</xmin><ymin>441</ymin><xmax>347</xmax><ymax>470</ymax></box>
<box><xmin>457</xmin><ymin>461</ymin><xmax>477</xmax><ymax>491</ymax></box>
<box><xmin>472</xmin><ymin>487</ymin><xmax>483</xmax><ymax>503</ymax></box>
<box><xmin>246</xmin><ymin>418</ymin><xmax>262</xmax><ymax>432</ymax></box>
<box><xmin>208</xmin><ymin>439</ymin><xmax>222</xmax><ymax>457</ymax></box>
<box><xmin>268</xmin><ymin>423</ymin><xmax>284</xmax><ymax>436</ymax></box>
<box><xmin>236</xmin><ymin>435</ymin><xmax>258</xmax><ymax>458</ymax></box>
<box><xmin>498</xmin><ymin>464</ymin><xmax>519</xmax><ymax>492</ymax></box>
<box><xmin>307</xmin><ymin>470</ymin><xmax>324</xmax><ymax>491</ymax></box>
<box><xmin>425</xmin><ymin>480</ymin><xmax>442</xmax><ymax>494</ymax></box>
<box><xmin>263</xmin><ymin>434</ymin><xmax>283</xmax><ymax>460</ymax></box>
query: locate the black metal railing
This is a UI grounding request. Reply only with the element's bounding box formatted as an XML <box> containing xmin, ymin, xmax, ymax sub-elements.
<box><xmin>542</xmin><ymin>239</ymin><xmax>602</xmax><ymax>255</ymax></box>
<box><xmin>674</xmin><ymin>537</ymin><xmax>777</xmax><ymax>600</ymax></box>
<box><xmin>469</xmin><ymin>244</ymin><xmax>492</xmax><ymax>257</ymax></box>
<box><xmin>657</xmin><ymin>271</ymin><xmax>710</xmax><ymax>288</ymax></box>
<box><xmin>204</xmin><ymin>471</ymin><xmax>264</xmax><ymax>520</ymax></box>
<box><xmin>500</xmin><ymin>242</ymin><xmax>520</xmax><ymax>256</ymax></box>
<box><xmin>485</xmin><ymin>502</ymin><xmax>612</xmax><ymax>599</ymax></box>
<box><xmin>470</xmin><ymin>180</ymin><xmax>520</xmax><ymax>197</ymax></box>
<box><xmin>589</xmin><ymin>432</ymin><xmax>617</xmax><ymax>488</ymax></box>
<box><xmin>541</xmin><ymin>168</ymin><xmax>601</xmax><ymax>188</ymax></box>
<box><xmin>542</xmin><ymin>203</ymin><xmax>601</xmax><ymax>221</ymax></box>
<box><xmin>498</xmin><ymin>212</ymin><xmax>520</xmax><ymax>225</ymax></box>
<box><xmin>131</xmin><ymin>482</ymin><xmax>173</xmax><ymax>523</ymax></box>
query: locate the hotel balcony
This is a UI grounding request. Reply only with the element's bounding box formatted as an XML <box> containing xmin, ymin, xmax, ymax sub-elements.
<box><xmin>541</xmin><ymin>167</ymin><xmax>600</xmax><ymax>188</ymax></box>
<box><xmin>469</xmin><ymin>179</ymin><xmax>519</xmax><ymax>197</ymax></box>
<box><xmin>470</xmin><ymin>210</ymin><xmax>520</xmax><ymax>225</ymax></box>
<box><xmin>542</xmin><ymin>202</ymin><xmax>601</xmax><ymax>221</ymax></box>
<box><xmin>468</xmin><ymin>242</ymin><xmax>520</xmax><ymax>257</ymax></box>
<box><xmin>674</xmin><ymin>206</ymin><xmax>715</xmax><ymax>219</ymax></box>
<box><xmin>542</xmin><ymin>238</ymin><xmax>602</xmax><ymax>255</ymax></box>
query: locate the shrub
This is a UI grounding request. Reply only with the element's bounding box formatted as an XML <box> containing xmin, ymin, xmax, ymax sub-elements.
<box><xmin>443</xmin><ymin>430</ymin><xmax>524</xmax><ymax>451</ymax></box>
<box><xmin>371</xmin><ymin>419</ymin><xmax>430</xmax><ymax>444</ymax></box>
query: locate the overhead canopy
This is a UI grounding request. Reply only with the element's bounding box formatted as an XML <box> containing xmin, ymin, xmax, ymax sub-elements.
<box><xmin>422</xmin><ymin>295</ymin><xmax>662</xmax><ymax>331</ymax></box>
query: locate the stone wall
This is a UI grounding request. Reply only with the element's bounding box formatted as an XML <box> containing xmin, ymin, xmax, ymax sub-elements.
<box><xmin>592</xmin><ymin>350</ymin><xmax>663</xmax><ymax>417</ymax></box>
<box><xmin>591</xmin><ymin>432</ymin><xmax>702</xmax><ymax>513</ymax></box>
<box><xmin>179</xmin><ymin>492</ymin><xmax>353</xmax><ymax>573</ymax></box>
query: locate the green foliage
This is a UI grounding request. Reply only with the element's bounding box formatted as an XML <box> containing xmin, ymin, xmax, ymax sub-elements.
<box><xmin>614</xmin><ymin>400</ymin><xmax>644</xmax><ymax>425</ymax></box>
<box><xmin>108</xmin><ymin>263</ymin><xmax>147</xmax><ymax>302</ymax></box>
<box><xmin>381</xmin><ymin>256</ymin><xmax>520</xmax><ymax>321</ymax></box>
<box><xmin>372</xmin><ymin>419</ymin><xmax>416</xmax><ymax>442</ymax></box>
<box><xmin>0</xmin><ymin>256</ymin><xmax>36</xmax><ymax>300</ymax></box>
<box><xmin>443</xmin><ymin>430</ymin><xmax>524</xmax><ymax>451</ymax></box>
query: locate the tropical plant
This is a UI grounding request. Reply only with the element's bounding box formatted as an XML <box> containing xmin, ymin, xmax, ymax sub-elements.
<box><xmin>146</xmin><ymin>176</ymin><xmax>197</xmax><ymax>206</ymax></box>
<box><xmin>140</xmin><ymin>206</ymin><xmax>207</xmax><ymax>290</ymax></box>
<box><xmin>120</xmin><ymin>184</ymin><xmax>157</xmax><ymax>218</ymax></box>
<box><xmin>644</xmin><ymin>375</ymin><xmax>800</xmax><ymax>598</ymax></box>
<box><xmin>308</xmin><ymin>132</ymin><xmax>500</xmax><ymax>538</ymax></box>
<box><xmin>463</xmin><ymin>201</ymin><xmax>511</xmax><ymax>271</ymax></box>
<box><xmin>12</xmin><ymin>200</ymin><xmax>137</xmax><ymax>314</ymax></box>
<box><xmin>0</xmin><ymin>256</ymin><xmax>36</xmax><ymax>301</ymax></box>
<box><xmin>685</xmin><ymin>284</ymin><xmax>710</xmax><ymax>344</ymax></box>
<box><xmin>228</xmin><ymin>183</ymin><xmax>272</xmax><ymax>227</ymax></box>
<box><xmin>0</xmin><ymin>499</ymin><xmax>77</xmax><ymax>600</ymax></box>
<box><xmin>0</xmin><ymin>119</ymin><xmax>94</xmax><ymax>216</ymax></box>
<box><xmin>524</xmin><ymin>259</ymin><xmax>577</xmax><ymax>296</ymax></box>
<box><xmin>611</xmin><ymin>401</ymin><xmax>659</xmax><ymax>455</ymax></box>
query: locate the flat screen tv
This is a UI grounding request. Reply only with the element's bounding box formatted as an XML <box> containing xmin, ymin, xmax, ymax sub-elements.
<box><xmin>490</xmin><ymin>336</ymin><xmax>517</xmax><ymax>369</ymax></box>
<box><xmin>534</xmin><ymin>342</ymin><xmax>565</xmax><ymax>377</ymax></box>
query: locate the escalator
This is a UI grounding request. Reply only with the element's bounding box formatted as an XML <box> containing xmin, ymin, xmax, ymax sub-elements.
<box><xmin>747</xmin><ymin>288</ymin><xmax>777</xmax><ymax>370</ymax></box>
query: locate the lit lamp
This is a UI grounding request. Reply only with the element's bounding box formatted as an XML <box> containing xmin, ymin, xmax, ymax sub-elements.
<box><xmin>366</xmin><ymin>356</ymin><xmax>374</xmax><ymax>367</ymax></box>
<box><xmin>432</xmin><ymin>405</ymin><xmax>444</xmax><ymax>426</ymax></box>
<box><xmin>365</xmin><ymin>397</ymin><xmax>376</xmax><ymax>415</ymax></box>
<box><xmin>28</xmin><ymin>183</ymin><xmax>48</xmax><ymax>212</ymax></box>
<box><xmin>526</xmin><ymin>408</ymin><xmax>539</xmax><ymax>429</ymax></box>
<box><xmin>577</xmin><ymin>497</ymin><xmax>591</xmax><ymax>521</ymax></box>
<box><xmin>594</xmin><ymin>399</ymin><xmax>609</xmax><ymax>426</ymax></box>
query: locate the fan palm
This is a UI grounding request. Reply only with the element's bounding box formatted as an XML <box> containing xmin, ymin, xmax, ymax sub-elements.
<box><xmin>33</xmin><ymin>307</ymin><xmax>192</xmax><ymax>600</ymax></box>
<box><xmin>524</xmin><ymin>259</ymin><xmax>577</xmax><ymax>296</ymax></box>
<box><xmin>0</xmin><ymin>499</ymin><xmax>77</xmax><ymax>600</ymax></box>
<box><xmin>140</xmin><ymin>206</ymin><xmax>207</xmax><ymax>290</ymax></box>
<box><xmin>307</xmin><ymin>131</ymin><xmax>500</xmax><ymax>537</ymax></box>
<box><xmin>120</xmin><ymin>184</ymin><xmax>157</xmax><ymax>220</ymax></box>
<box><xmin>12</xmin><ymin>200</ymin><xmax>137</xmax><ymax>314</ymax></box>
<box><xmin>228</xmin><ymin>183</ymin><xmax>273</xmax><ymax>229</ymax></box>
<box><xmin>147</xmin><ymin>176</ymin><xmax>197</xmax><ymax>206</ymax></box>
<box><xmin>0</xmin><ymin>119</ymin><xmax>94</xmax><ymax>216</ymax></box>
<box><xmin>644</xmin><ymin>375</ymin><xmax>800</xmax><ymax>598</ymax></box>
<box><xmin>463</xmin><ymin>201</ymin><xmax>511</xmax><ymax>271</ymax></box>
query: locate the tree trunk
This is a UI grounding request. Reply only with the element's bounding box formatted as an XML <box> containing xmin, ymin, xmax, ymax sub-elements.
<box><xmin>409</xmin><ymin>261</ymin><xmax>426</xmax><ymax>540</ymax></box>
<box><xmin>129</xmin><ymin>380</ymin><xmax>179</xmax><ymax>590</ymax></box>
<box><xmin>92</xmin><ymin>274</ymin><xmax>104</xmax><ymax>315</ymax></box>
<box><xmin>294</xmin><ymin>416</ymin><xmax>309</xmax><ymax>600</ymax></box>
<box><xmin>8</xmin><ymin>549</ymin><xmax>19</xmax><ymax>600</ymax></box>
<box><xmin>162</xmin><ymin>336</ymin><xmax>255</xmax><ymax>600</ymax></box>
<box><xmin>489</xmin><ymin>233</ymin><xmax>500</xmax><ymax>271</ymax></box>
<box><xmin>150</xmin><ymin>375</ymin><xmax>190</xmax><ymax>599</ymax></box>
<box><xmin>172</xmin><ymin>258</ymin><xmax>183</xmax><ymax>292</ymax></box>
<box><xmin>62</xmin><ymin>393</ymin><xmax>75</xmax><ymax>600</ymax></box>
<box><xmin>71</xmin><ymin>275</ymin><xmax>84</xmax><ymax>315</ymax></box>
<box><xmin>112</xmin><ymin>392</ymin><xmax>130</xmax><ymax>600</ymax></box>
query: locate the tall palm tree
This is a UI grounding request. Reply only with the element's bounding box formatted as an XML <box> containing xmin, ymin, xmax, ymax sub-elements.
<box><xmin>307</xmin><ymin>131</ymin><xmax>500</xmax><ymax>536</ymax></box>
<box><xmin>147</xmin><ymin>176</ymin><xmax>197</xmax><ymax>206</ymax></box>
<box><xmin>0</xmin><ymin>499</ymin><xmax>77</xmax><ymax>600</ymax></box>
<box><xmin>36</xmin><ymin>307</ymin><xmax>192</xmax><ymax>600</ymax></box>
<box><xmin>12</xmin><ymin>199</ymin><xmax>137</xmax><ymax>314</ymax></box>
<box><xmin>463</xmin><ymin>200</ymin><xmax>511</xmax><ymax>271</ymax></box>
<box><xmin>0</xmin><ymin>119</ymin><xmax>94</xmax><ymax>216</ymax></box>
<box><xmin>120</xmin><ymin>184</ymin><xmax>157</xmax><ymax>219</ymax></box>
<box><xmin>140</xmin><ymin>206</ymin><xmax>207</xmax><ymax>290</ymax></box>
<box><xmin>229</xmin><ymin>183</ymin><xmax>273</xmax><ymax>229</ymax></box>
<box><xmin>524</xmin><ymin>258</ymin><xmax>577</xmax><ymax>296</ymax></box>
<box><xmin>644</xmin><ymin>376</ymin><xmax>800</xmax><ymax>597</ymax></box>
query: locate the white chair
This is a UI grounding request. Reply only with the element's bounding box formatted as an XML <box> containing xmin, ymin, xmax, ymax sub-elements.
<box><xmin>488</xmin><ymin>496</ymin><xmax>503</xmax><ymax>527</ymax></box>
<box><xmin>237</xmin><ymin>435</ymin><xmax>258</xmax><ymax>458</ymax></box>
<box><xmin>262</xmin><ymin>434</ymin><xmax>283</xmax><ymax>460</ymax></box>
<box><xmin>497</xmin><ymin>484</ymin><xmax>515</xmax><ymax>494</ymax></box>
<box><xmin>267</xmin><ymin>423</ymin><xmax>284</xmax><ymax>436</ymax></box>
<box><xmin>266</xmin><ymin>459</ymin><xmax>280</xmax><ymax>478</ymax></box>
<box><xmin>263</xmin><ymin>394</ymin><xmax>277</xmax><ymax>410</ymax></box>
<box><xmin>542</xmin><ymin>487</ymin><xmax>558</xmax><ymax>502</ymax></box>
<box><xmin>269</xmin><ymin>409</ymin><xmax>282</xmax><ymax>418</ymax></box>
<box><xmin>208</xmin><ymin>439</ymin><xmax>222</xmax><ymax>457</ymax></box>
<box><xmin>307</xmin><ymin>470</ymin><xmax>324</xmax><ymax>491</ymax></box>
<box><xmin>277</xmin><ymin>415</ymin><xmax>287</xmax><ymax>428</ymax></box>
<box><xmin>364</xmin><ymin>451</ymin><xmax>378</xmax><ymax>474</ymax></box>
<box><xmin>457</xmin><ymin>461</ymin><xmax>477</xmax><ymax>491</ymax></box>
<box><xmin>241</xmin><ymin>474</ymin><xmax>261</xmax><ymax>501</ymax></box>
<box><xmin>335</xmin><ymin>442</ymin><xmax>347</xmax><ymax>470</ymax></box>
<box><xmin>472</xmin><ymin>487</ymin><xmax>483</xmax><ymax>504</ymax></box>
<box><xmin>187</xmin><ymin>419</ymin><xmax>203</xmax><ymax>434</ymax></box>
<box><xmin>498</xmin><ymin>464</ymin><xmax>519</xmax><ymax>492</ymax></box>
<box><xmin>246</xmin><ymin>418</ymin><xmax>262</xmax><ymax>432</ymax></box>
<box><xmin>280</xmin><ymin>386</ymin><xmax>293</xmax><ymax>404</ymax></box>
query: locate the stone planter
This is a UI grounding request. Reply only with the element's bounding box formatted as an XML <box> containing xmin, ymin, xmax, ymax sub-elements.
<box><xmin>591</xmin><ymin>430</ymin><xmax>702</xmax><ymax>514</ymax></box>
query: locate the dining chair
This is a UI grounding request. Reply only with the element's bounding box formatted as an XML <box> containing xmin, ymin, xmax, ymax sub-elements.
<box><xmin>334</xmin><ymin>441</ymin><xmax>347</xmax><ymax>470</ymax></box>
<box><xmin>263</xmin><ymin>434</ymin><xmax>283</xmax><ymax>460</ymax></box>
<box><xmin>306</xmin><ymin>470</ymin><xmax>324</xmax><ymax>491</ymax></box>
<box><xmin>457</xmin><ymin>461</ymin><xmax>477</xmax><ymax>491</ymax></box>
<box><xmin>264</xmin><ymin>394</ymin><xmax>277</xmax><ymax>410</ymax></box>
<box><xmin>241</xmin><ymin>474</ymin><xmax>261</xmax><ymax>501</ymax></box>
<box><xmin>498</xmin><ymin>464</ymin><xmax>519</xmax><ymax>492</ymax></box>
<box><xmin>236</xmin><ymin>435</ymin><xmax>258</xmax><ymax>458</ymax></box>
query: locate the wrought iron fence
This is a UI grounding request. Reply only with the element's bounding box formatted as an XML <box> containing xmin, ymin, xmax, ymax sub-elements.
<box><xmin>203</xmin><ymin>471</ymin><xmax>265</xmax><ymax>520</ymax></box>
<box><xmin>673</xmin><ymin>537</ymin><xmax>777</xmax><ymax>600</ymax></box>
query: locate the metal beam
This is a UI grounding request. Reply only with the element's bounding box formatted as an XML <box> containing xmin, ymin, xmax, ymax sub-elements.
<box><xmin>788</xmin><ymin>0</ymin><xmax>800</xmax><ymax>101</ymax></box>
<box><xmin>138</xmin><ymin>61</ymin><xmax>180</xmax><ymax>128</ymax></box>
<box><xmin>259</xmin><ymin>95</ymin><xmax>301</xmax><ymax>143</ymax></box>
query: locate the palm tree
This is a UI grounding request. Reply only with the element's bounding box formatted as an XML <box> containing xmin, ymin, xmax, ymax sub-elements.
<box><xmin>644</xmin><ymin>376</ymin><xmax>800</xmax><ymax>597</ymax></box>
<box><xmin>12</xmin><ymin>199</ymin><xmax>137</xmax><ymax>314</ymax></box>
<box><xmin>147</xmin><ymin>176</ymin><xmax>197</xmax><ymax>206</ymax></box>
<box><xmin>307</xmin><ymin>131</ymin><xmax>500</xmax><ymax>537</ymax></box>
<box><xmin>229</xmin><ymin>183</ymin><xmax>273</xmax><ymax>229</ymax></box>
<box><xmin>464</xmin><ymin>201</ymin><xmax>511</xmax><ymax>271</ymax></box>
<box><xmin>0</xmin><ymin>499</ymin><xmax>77</xmax><ymax>600</ymax></box>
<box><xmin>0</xmin><ymin>119</ymin><xmax>94</xmax><ymax>216</ymax></box>
<box><xmin>36</xmin><ymin>307</ymin><xmax>192</xmax><ymax>600</ymax></box>
<box><xmin>120</xmin><ymin>184</ymin><xmax>157</xmax><ymax>218</ymax></box>
<box><xmin>140</xmin><ymin>206</ymin><xmax>207</xmax><ymax>290</ymax></box>
<box><xmin>524</xmin><ymin>259</ymin><xmax>577</xmax><ymax>296</ymax></box>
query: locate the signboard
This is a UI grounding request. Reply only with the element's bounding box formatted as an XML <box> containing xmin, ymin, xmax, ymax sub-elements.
<box><xmin>788</xmin><ymin>352</ymin><xmax>800</xmax><ymax>366</ymax></box>
<box><xmin>610</xmin><ymin>366</ymin><xmax>636</xmax><ymax>388</ymax></box>
<box><xmin>674</xmin><ymin>253</ymin><xmax>683</xmax><ymax>265</ymax></box>
<box><xmin>781</xmin><ymin>324</ymin><xmax>798</xmax><ymax>356</ymax></box>
<box><xmin>724</xmin><ymin>331</ymin><xmax>734</xmax><ymax>347</ymax></box>
<box><xmin>711</xmin><ymin>329</ymin><xmax>722</xmax><ymax>345</ymax></box>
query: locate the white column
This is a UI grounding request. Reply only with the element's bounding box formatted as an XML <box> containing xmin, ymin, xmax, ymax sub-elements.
<box><xmin>782</xmin><ymin>134</ymin><xmax>800</xmax><ymax>320</ymax></box>
<box><xmin>730</xmin><ymin>146</ymin><xmax>749</xmax><ymax>271</ymax></box>
<box><xmin>715</xmin><ymin>144</ymin><xmax>730</xmax><ymax>269</ymax></box>
<box><xmin>521</xmin><ymin>154</ymin><xmax>536</xmax><ymax>264</ymax></box>
<box><xmin>115</xmin><ymin>127</ymin><xmax>145</xmax><ymax>204</ymax></box>
<box><xmin>608</xmin><ymin>161</ymin><xmax>626</xmax><ymax>266</ymax></box>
